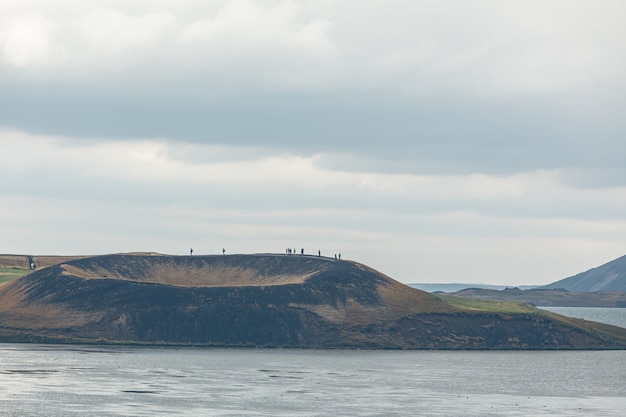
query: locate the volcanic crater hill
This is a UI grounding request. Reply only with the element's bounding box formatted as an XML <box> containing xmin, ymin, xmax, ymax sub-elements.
<box><xmin>1</xmin><ymin>253</ymin><xmax>626</xmax><ymax>349</ymax></box>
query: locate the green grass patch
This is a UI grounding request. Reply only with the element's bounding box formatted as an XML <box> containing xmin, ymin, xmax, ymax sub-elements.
<box><xmin>436</xmin><ymin>294</ymin><xmax>539</xmax><ymax>314</ymax></box>
<box><xmin>437</xmin><ymin>294</ymin><xmax>626</xmax><ymax>340</ymax></box>
<box><xmin>0</xmin><ymin>268</ymin><xmax>30</xmax><ymax>285</ymax></box>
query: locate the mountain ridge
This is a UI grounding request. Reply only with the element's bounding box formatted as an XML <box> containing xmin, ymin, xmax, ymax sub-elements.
<box><xmin>542</xmin><ymin>254</ymin><xmax>626</xmax><ymax>292</ymax></box>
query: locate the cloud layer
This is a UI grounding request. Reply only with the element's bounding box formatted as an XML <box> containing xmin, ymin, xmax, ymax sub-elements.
<box><xmin>2</xmin><ymin>131</ymin><xmax>625</xmax><ymax>284</ymax></box>
<box><xmin>2</xmin><ymin>1</ymin><xmax>626</xmax><ymax>283</ymax></box>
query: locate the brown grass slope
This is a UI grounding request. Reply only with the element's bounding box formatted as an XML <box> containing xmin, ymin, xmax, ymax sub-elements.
<box><xmin>1</xmin><ymin>253</ymin><xmax>625</xmax><ymax>349</ymax></box>
<box><xmin>0</xmin><ymin>254</ymin><xmax>88</xmax><ymax>270</ymax></box>
<box><xmin>0</xmin><ymin>254</ymin><xmax>88</xmax><ymax>286</ymax></box>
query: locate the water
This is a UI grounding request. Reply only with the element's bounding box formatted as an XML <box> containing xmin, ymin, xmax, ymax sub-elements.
<box><xmin>1</xmin><ymin>345</ymin><xmax>625</xmax><ymax>416</ymax></box>
<box><xmin>540</xmin><ymin>307</ymin><xmax>626</xmax><ymax>329</ymax></box>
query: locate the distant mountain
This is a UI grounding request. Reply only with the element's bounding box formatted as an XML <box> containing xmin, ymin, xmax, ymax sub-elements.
<box><xmin>542</xmin><ymin>254</ymin><xmax>626</xmax><ymax>292</ymax></box>
<box><xmin>410</xmin><ymin>283</ymin><xmax>537</xmax><ymax>293</ymax></box>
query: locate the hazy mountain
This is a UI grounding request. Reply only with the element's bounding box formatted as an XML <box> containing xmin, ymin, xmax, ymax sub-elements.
<box><xmin>542</xmin><ymin>254</ymin><xmax>626</xmax><ymax>292</ymax></box>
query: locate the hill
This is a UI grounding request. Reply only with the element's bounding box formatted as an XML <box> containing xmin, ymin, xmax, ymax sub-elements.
<box><xmin>1</xmin><ymin>253</ymin><xmax>626</xmax><ymax>349</ymax></box>
<box><xmin>542</xmin><ymin>254</ymin><xmax>626</xmax><ymax>292</ymax></box>
<box><xmin>449</xmin><ymin>287</ymin><xmax>626</xmax><ymax>308</ymax></box>
<box><xmin>409</xmin><ymin>283</ymin><xmax>537</xmax><ymax>293</ymax></box>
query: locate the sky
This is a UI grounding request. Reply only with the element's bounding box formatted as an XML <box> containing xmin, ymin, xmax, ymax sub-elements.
<box><xmin>1</xmin><ymin>0</ymin><xmax>625</xmax><ymax>285</ymax></box>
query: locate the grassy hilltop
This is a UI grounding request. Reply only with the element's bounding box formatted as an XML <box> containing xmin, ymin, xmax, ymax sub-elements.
<box><xmin>1</xmin><ymin>253</ymin><xmax>626</xmax><ymax>349</ymax></box>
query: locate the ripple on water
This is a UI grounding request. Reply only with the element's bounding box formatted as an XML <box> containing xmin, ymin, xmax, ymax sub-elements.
<box><xmin>0</xmin><ymin>346</ymin><xmax>625</xmax><ymax>417</ymax></box>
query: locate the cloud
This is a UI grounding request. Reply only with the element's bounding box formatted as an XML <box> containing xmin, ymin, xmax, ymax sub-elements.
<box><xmin>76</xmin><ymin>9</ymin><xmax>175</xmax><ymax>61</ymax></box>
<box><xmin>0</xmin><ymin>1</ymin><xmax>335</xmax><ymax>87</ymax></box>
<box><xmin>178</xmin><ymin>1</ymin><xmax>334</xmax><ymax>53</ymax></box>
<box><xmin>1</xmin><ymin>2</ymin><xmax>624</xmax><ymax>167</ymax></box>
<box><xmin>0</xmin><ymin>13</ymin><xmax>55</xmax><ymax>67</ymax></box>
<box><xmin>2</xmin><ymin>129</ymin><xmax>625</xmax><ymax>221</ymax></box>
<box><xmin>1</xmin><ymin>1</ymin><xmax>625</xmax><ymax>284</ymax></box>
<box><xmin>1</xmin><ymin>0</ymin><xmax>624</xmax><ymax>94</ymax></box>
<box><xmin>3</xmin><ymin>131</ymin><xmax>625</xmax><ymax>268</ymax></box>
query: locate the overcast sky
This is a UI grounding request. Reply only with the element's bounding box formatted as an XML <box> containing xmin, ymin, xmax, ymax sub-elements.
<box><xmin>2</xmin><ymin>0</ymin><xmax>625</xmax><ymax>285</ymax></box>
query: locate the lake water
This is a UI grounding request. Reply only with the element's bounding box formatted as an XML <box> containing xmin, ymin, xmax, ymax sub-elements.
<box><xmin>540</xmin><ymin>307</ymin><xmax>626</xmax><ymax>329</ymax></box>
<box><xmin>1</xmin><ymin>344</ymin><xmax>625</xmax><ymax>416</ymax></box>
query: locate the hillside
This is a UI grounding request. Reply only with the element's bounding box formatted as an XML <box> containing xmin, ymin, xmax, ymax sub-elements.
<box><xmin>0</xmin><ymin>254</ymin><xmax>86</xmax><ymax>284</ymax></box>
<box><xmin>1</xmin><ymin>253</ymin><xmax>626</xmax><ymax>349</ymax></box>
<box><xmin>542</xmin><ymin>254</ymin><xmax>626</xmax><ymax>292</ymax></box>
<box><xmin>0</xmin><ymin>254</ymin><xmax>88</xmax><ymax>270</ymax></box>
<box><xmin>409</xmin><ymin>283</ymin><xmax>537</xmax><ymax>293</ymax></box>
<box><xmin>450</xmin><ymin>287</ymin><xmax>626</xmax><ymax>308</ymax></box>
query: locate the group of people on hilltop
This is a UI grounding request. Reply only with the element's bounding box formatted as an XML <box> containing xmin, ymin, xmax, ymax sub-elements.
<box><xmin>188</xmin><ymin>247</ymin><xmax>341</xmax><ymax>259</ymax></box>
<box><xmin>285</xmin><ymin>248</ymin><xmax>341</xmax><ymax>260</ymax></box>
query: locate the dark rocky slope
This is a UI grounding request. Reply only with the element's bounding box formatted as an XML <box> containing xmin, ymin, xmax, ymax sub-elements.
<box><xmin>1</xmin><ymin>253</ymin><xmax>626</xmax><ymax>349</ymax></box>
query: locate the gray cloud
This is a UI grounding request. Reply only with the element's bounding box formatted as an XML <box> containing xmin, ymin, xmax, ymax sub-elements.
<box><xmin>3</xmin><ymin>80</ymin><xmax>624</xmax><ymax>180</ymax></box>
<box><xmin>2</xmin><ymin>1</ymin><xmax>625</xmax><ymax>182</ymax></box>
<box><xmin>1</xmin><ymin>1</ymin><xmax>625</xmax><ymax>284</ymax></box>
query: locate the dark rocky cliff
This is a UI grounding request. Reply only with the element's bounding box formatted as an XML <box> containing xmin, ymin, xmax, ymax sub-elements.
<box><xmin>1</xmin><ymin>254</ymin><xmax>626</xmax><ymax>349</ymax></box>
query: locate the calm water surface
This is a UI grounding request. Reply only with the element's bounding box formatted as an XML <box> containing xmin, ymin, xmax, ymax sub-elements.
<box><xmin>540</xmin><ymin>307</ymin><xmax>626</xmax><ymax>328</ymax></box>
<box><xmin>1</xmin><ymin>344</ymin><xmax>625</xmax><ymax>416</ymax></box>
